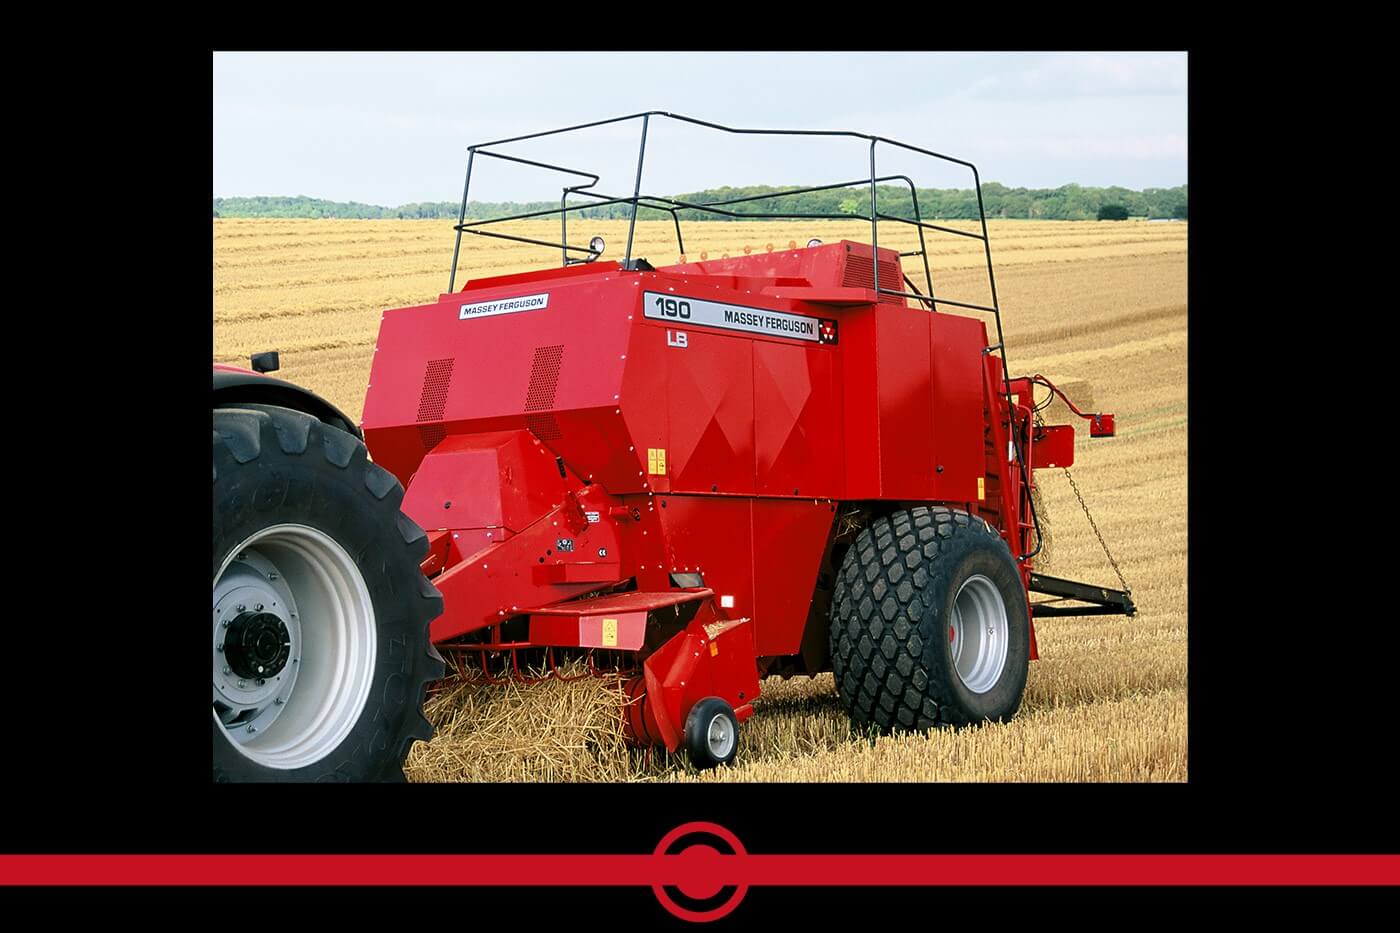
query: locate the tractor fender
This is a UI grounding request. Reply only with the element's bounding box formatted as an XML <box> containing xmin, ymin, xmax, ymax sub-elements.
<box><xmin>211</xmin><ymin>365</ymin><xmax>362</xmax><ymax>440</ymax></box>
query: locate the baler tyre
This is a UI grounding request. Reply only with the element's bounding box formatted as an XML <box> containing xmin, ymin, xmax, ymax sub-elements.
<box><xmin>212</xmin><ymin>405</ymin><xmax>445</xmax><ymax>782</ymax></box>
<box><xmin>684</xmin><ymin>697</ymin><xmax>739</xmax><ymax>769</ymax></box>
<box><xmin>829</xmin><ymin>506</ymin><xmax>1030</xmax><ymax>731</ymax></box>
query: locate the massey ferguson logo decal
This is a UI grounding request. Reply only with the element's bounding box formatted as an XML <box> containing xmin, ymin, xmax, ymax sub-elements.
<box><xmin>459</xmin><ymin>292</ymin><xmax>550</xmax><ymax>320</ymax></box>
<box><xmin>644</xmin><ymin>292</ymin><xmax>837</xmax><ymax>344</ymax></box>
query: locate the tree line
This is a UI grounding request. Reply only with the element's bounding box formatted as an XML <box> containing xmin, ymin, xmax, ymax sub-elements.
<box><xmin>214</xmin><ymin>183</ymin><xmax>1187</xmax><ymax>223</ymax></box>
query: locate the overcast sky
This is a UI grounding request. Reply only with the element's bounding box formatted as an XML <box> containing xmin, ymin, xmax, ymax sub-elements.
<box><xmin>213</xmin><ymin>52</ymin><xmax>1187</xmax><ymax>205</ymax></box>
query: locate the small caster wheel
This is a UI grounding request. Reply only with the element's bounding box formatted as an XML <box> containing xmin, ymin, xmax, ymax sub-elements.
<box><xmin>684</xmin><ymin>696</ymin><xmax>739</xmax><ymax>769</ymax></box>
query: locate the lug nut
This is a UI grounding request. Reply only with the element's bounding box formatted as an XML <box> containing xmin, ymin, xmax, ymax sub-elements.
<box><xmin>267</xmin><ymin>572</ymin><xmax>278</xmax><ymax>580</ymax></box>
<box><xmin>222</xmin><ymin>666</ymin><xmax>231</xmax><ymax>675</ymax></box>
<box><xmin>237</xmin><ymin>681</ymin><xmax>246</xmax><ymax>688</ymax></box>
<box><xmin>247</xmin><ymin>725</ymin><xmax>257</xmax><ymax>733</ymax></box>
<box><xmin>255</xmin><ymin>603</ymin><xmax>264</xmax><ymax>611</ymax></box>
<box><xmin>236</xmin><ymin>604</ymin><xmax>246</xmax><ymax>612</ymax></box>
<box><xmin>274</xmin><ymin>697</ymin><xmax>284</xmax><ymax>705</ymax></box>
<box><xmin>216</xmin><ymin>644</ymin><xmax>224</xmax><ymax>653</ymax></box>
<box><xmin>221</xmin><ymin>619</ymin><xmax>229</xmax><ymax>628</ymax></box>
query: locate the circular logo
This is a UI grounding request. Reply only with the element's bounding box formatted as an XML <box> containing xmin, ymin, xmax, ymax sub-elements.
<box><xmin>652</xmin><ymin>822</ymin><xmax>748</xmax><ymax>922</ymax></box>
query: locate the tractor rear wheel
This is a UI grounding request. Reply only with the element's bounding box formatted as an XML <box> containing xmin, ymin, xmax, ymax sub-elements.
<box><xmin>829</xmin><ymin>506</ymin><xmax>1030</xmax><ymax>731</ymax></box>
<box><xmin>212</xmin><ymin>405</ymin><xmax>444</xmax><ymax>781</ymax></box>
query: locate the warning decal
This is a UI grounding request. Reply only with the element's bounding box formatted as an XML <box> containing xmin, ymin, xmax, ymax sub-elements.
<box><xmin>647</xmin><ymin>448</ymin><xmax>667</xmax><ymax>475</ymax></box>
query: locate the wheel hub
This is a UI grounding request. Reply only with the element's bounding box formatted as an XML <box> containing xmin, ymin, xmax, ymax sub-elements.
<box><xmin>224</xmin><ymin>612</ymin><xmax>291</xmax><ymax>680</ymax></box>
<box><xmin>213</xmin><ymin>547</ymin><xmax>302</xmax><ymax>735</ymax></box>
<box><xmin>707</xmin><ymin>714</ymin><xmax>734</xmax><ymax>759</ymax></box>
<box><xmin>212</xmin><ymin>524</ymin><xmax>377</xmax><ymax>770</ymax></box>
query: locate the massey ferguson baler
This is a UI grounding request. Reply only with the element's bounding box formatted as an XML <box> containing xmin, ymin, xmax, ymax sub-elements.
<box><xmin>212</xmin><ymin>112</ymin><xmax>1134</xmax><ymax>781</ymax></box>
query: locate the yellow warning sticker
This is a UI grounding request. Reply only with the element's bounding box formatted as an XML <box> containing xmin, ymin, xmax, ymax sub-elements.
<box><xmin>602</xmin><ymin>618</ymin><xmax>618</xmax><ymax>647</ymax></box>
<box><xmin>709</xmin><ymin>641</ymin><xmax>719</xmax><ymax>657</ymax></box>
<box><xmin>977</xmin><ymin>477</ymin><xmax>985</xmax><ymax>501</ymax></box>
<box><xmin>647</xmin><ymin>448</ymin><xmax>667</xmax><ymax>475</ymax></box>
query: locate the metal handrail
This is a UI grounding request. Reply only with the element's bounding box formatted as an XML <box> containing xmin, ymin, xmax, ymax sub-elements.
<box><xmin>444</xmin><ymin>111</ymin><xmax>1041</xmax><ymax>558</ymax></box>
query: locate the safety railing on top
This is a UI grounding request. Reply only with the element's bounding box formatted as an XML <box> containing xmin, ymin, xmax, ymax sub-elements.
<box><xmin>445</xmin><ymin>111</ymin><xmax>1042</xmax><ymax>560</ymax></box>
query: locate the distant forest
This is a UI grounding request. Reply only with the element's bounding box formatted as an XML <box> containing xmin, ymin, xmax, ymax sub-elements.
<box><xmin>214</xmin><ymin>183</ymin><xmax>1187</xmax><ymax>223</ymax></box>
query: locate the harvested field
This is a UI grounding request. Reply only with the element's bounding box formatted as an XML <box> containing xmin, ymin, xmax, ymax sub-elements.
<box><xmin>215</xmin><ymin>217</ymin><xmax>1187</xmax><ymax>782</ymax></box>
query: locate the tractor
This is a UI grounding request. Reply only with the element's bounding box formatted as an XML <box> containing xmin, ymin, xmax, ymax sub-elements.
<box><xmin>212</xmin><ymin>112</ymin><xmax>1134</xmax><ymax>781</ymax></box>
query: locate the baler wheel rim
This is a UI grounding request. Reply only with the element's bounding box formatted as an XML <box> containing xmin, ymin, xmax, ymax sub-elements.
<box><xmin>684</xmin><ymin>696</ymin><xmax>740</xmax><ymax>769</ymax></box>
<box><xmin>949</xmin><ymin>574</ymin><xmax>1010</xmax><ymax>694</ymax></box>
<box><xmin>706</xmin><ymin>712</ymin><xmax>736</xmax><ymax>760</ymax></box>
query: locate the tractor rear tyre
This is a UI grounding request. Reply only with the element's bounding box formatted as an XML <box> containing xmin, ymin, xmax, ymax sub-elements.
<box><xmin>213</xmin><ymin>405</ymin><xmax>444</xmax><ymax>782</ymax></box>
<box><xmin>830</xmin><ymin>506</ymin><xmax>1030</xmax><ymax>731</ymax></box>
<box><xmin>684</xmin><ymin>696</ymin><xmax>739</xmax><ymax>769</ymax></box>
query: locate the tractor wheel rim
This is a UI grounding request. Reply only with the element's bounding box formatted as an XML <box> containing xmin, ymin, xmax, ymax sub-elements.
<box><xmin>706</xmin><ymin>713</ymin><xmax>735</xmax><ymax>760</ymax></box>
<box><xmin>949</xmin><ymin>574</ymin><xmax>1009</xmax><ymax>695</ymax></box>
<box><xmin>213</xmin><ymin>524</ymin><xmax>377</xmax><ymax>770</ymax></box>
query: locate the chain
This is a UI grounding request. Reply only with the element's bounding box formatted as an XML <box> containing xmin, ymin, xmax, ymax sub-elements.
<box><xmin>1062</xmin><ymin>466</ymin><xmax>1131</xmax><ymax>595</ymax></box>
<box><xmin>1033</xmin><ymin>406</ymin><xmax>1132</xmax><ymax>595</ymax></box>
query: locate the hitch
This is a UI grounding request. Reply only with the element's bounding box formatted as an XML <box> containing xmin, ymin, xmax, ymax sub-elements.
<box><xmin>1028</xmin><ymin>572</ymin><xmax>1136</xmax><ymax>617</ymax></box>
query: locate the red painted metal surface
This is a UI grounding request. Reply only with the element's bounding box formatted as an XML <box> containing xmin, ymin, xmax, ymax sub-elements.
<box><xmin>1031</xmin><ymin>425</ymin><xmax>1076</xmax><ymax>470</ymax></box>
<box><xmin>529</xmin><ymin>588</ymin><xmax>715</xmax><ymax>651</ymax></box>
<box><xmin>360</xmin><ymin>238</ymin><xmax>1107</xmax><ymax>746</ymax></box>
<box><xmin>630</xmin><ymin>608</ymin><xmax>760</xmax><ymax>752</ymax></box>
<box><xmin>1009</xmin><ymin>374</ymin><xmax>1117</xmax><ymax>438</ymax></box>
<box><xmin>532</xmin><ymin>588</ymin><xmax>715</xmax><ymax>615</ymax></box>
<box><xmin>426</xmin><ymin>489</ymin><xmax>620</xmax><ymax>642</ymax></box>
<box><xmin>530</xmin><ymin>612</ymin><xmax>648</xmax><ymax>651</ymax></box>
<box><xmin>402</xmin><ymin>430</ymin><xmax>568</xmax><ymax>535</ymax></box>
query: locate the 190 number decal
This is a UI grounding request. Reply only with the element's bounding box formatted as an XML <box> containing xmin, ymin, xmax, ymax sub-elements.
<box><xmin>654</xmin><ymin>296</ymin><xmax>691</xmax><ymax>319</ymax></box>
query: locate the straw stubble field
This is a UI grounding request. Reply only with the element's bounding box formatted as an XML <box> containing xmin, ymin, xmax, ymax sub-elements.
<box><xmin>214</xmin><ymin>217</ymin><xmax>1187</xmax><ymax>782</ymax></box>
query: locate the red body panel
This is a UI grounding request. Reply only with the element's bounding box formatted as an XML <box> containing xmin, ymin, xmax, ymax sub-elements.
<box><xmin>529</xmin><ymin>612</ymin><xmax>648</xmax><ymax>652</ymax></box>
<box><xmin>400</xmin><ymin>431</ymin><xmax>568</xmax><ymax>536</ymax></box>
<box><xmin>360</xmin><ymin>239</ymin><xmax>1093</xmax><ymax>739</ymax></box>
<box><xmin>1032</xmin><ymin>425</ymin><xmax>1076</xmax><ymax>470</ymax></box>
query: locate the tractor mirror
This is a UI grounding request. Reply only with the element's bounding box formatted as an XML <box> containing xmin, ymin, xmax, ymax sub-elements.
<box><xmin>251</xmin><ymin>351</ymin><xmax>280</xmax><ymax>374</ymax></box>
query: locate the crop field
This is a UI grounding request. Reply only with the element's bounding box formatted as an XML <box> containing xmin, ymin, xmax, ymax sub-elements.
<box><xmin>214</xmin><ymin>217</ymin><xmax>1187</xmax><ymax>782</ymax></box>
